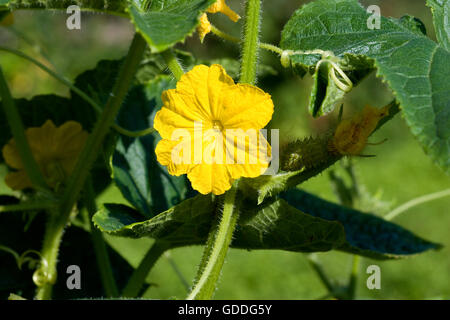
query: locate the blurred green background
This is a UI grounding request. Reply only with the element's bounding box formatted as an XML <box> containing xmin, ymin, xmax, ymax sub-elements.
<box><xmin>0</xmin><ymin>0</ymin><xmax>449</xmax><ymax>299</ymax></box>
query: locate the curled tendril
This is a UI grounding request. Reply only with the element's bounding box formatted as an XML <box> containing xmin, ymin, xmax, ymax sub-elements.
<box><xmin>280</xmin><ymin>49</ymin><xmax>353</xmax><ymax>92</ymax></box>
<box><xmin>0</xmin><ymin>246</ymin><xmax>52</xmax><ymax>287</ymax></box>
<box><xmin>19</xmin><ymin>250</ymin><xmax>54</xmax><ymax>287</ymax></box>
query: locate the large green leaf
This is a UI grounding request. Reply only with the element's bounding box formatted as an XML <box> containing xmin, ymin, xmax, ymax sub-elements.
<box><xmin>280</xmin><ymin>0</ymin><xmax>450</xmax><ymax>174</ymax></box>
<box><xmin>93</xmin><ymin>194</ymin><xmax>347</xmax><ymax>253</ymax></box>
<box><xmin>93</xmin><ymin>188</ymin><xmax>441</xmax><ymax>259</ymax></box>
<box><xmin>112</xmin><ymin>75</ymin><xmax>189</xmax><ymax>218</ymax></box>
<box><xmin>281</xmin><ymin>189</ymin><xmax>442</xmax><ymax>259</ymax></box>
<box><xmin>427</xmin><ymin>0</ymin><xmax>450</xmax><ymax>50</ymax></box>
<box><xmin>127</xmin><ymin>0</ymin><xmax>216</xmax><ymax>52</ymax></box>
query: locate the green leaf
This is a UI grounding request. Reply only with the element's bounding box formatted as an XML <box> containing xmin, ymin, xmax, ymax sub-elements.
<box><xmin>281</xmin><ymin>189</ymin><xmax>442</xmax><ymax>259</ymax></box>
<box><xmin>127</xmin><ymin>0</ymin><xmax>216</xmax><ymax>52</ymax></box>
<box><xmin>93</xmin><ymin>195</ymin><xmax>215</xmax><ymax>246</ymax></box>
<box><xmin>280</xmin><ymin>0</ymin><xmax>450</xmax><ymax>174</ymax></box>
<box><xmin>93</xmin><ymin>194</ymin><xmax>347</xmax><ymax>253</ymax></box>
<box><xmin>308</xmin><ymin>60</ymin><xmax>346</xmax><ymax>117</ymax></box>
<box><xmin>112</xmin><ymin>75</ymin><xmax>189</xmax><ymax>217</ymax></box>
<box><xmin>427</xmin><ymin>0</ymin><xmax>450</xmax><ymax>50</ymax></box>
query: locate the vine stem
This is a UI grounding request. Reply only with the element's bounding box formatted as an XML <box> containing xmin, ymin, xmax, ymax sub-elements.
<box><xmin>0</xmin><ymin>67</ymin><xmax>49</xmax><ymax>192</ymax></box>
<box><xmin>34</xmin><ymin>33</ymin><xmax>146</xmax><ymax>299</ymax></box>
<box><xmin>210</xmin><ymin>24</ymin><xmax>284</xmax><ymax>55</ymax></box>
<box><xmin>122</xmin><ymin>241</ymin><xmax>169</xmax><ymax>298</ymax></box>
<box><xmin>0</xmin><ymin>46</ymin><xmax>155</xmax><ymax>138</ymax></box>
<box><xmin>84</xmin><ymin>177</ymin><xmax>119</xmax><ymax>298</ymax></box>
<box><xmin>56</xmin><ymin>33</ymin><xmax>146</xmax><ymax>228</ymax></box>
<box><xmin>240</xmin><ymin>0</ymin><xmax>261</xmax><ymax>84</ymax></box>
<box><xmin>0</xmin><ymin>200</ymin><xmax>57</xmax><ymax>213</ymax></box>
<box><xmin>34</xmin><ymin>211</ymin><xmax>65</xmax><ymax>300</ymax></box>
<box><xmin>161</xmin><ymin>49</ymin><xmax>184</xmax><ymax>81</ymax></box>
<box><xmin>187</xmin><ymin>184</ymin><xmax>240</xmax><ymax>300</ymax></box>
<box><xmin>385</xmin><ymin>188</ymin><xmax>450</xmax><ymax>221</ymax></box>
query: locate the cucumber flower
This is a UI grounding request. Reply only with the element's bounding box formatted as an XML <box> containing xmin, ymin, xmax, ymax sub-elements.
<box><xmin>198</xmin><ymin>0</ymin><xmax>240</xmax><ymax>42</ymax></box>
<box><xmin>154</xmin><ymin>64</ymin><xmax>274</xmax><ymax>195</ymax></box>
<box><xmin>2</xmin><ymin>120</ymin><xmax>88</xmax><ymax>190</ymax></box>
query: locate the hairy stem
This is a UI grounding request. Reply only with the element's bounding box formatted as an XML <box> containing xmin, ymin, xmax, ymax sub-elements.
<box><xmin>56</xmin><ymin>33</ymin><xmax>146</xmax><ymax>228</ymax></box>
<box><xmin>161</xmin><ymin>49</ymin><xmax>184</xmax><ymax>81</ymax></box>
<box><xmin>33</xmin><ymin>34</ymin><xmax>146</xmax><ymax>299</ymax></box>
<box><xmin>84</xmin><ymin>178</ymin><xmax>119</xmax><ymax>298</ymax></box>
<box><xmin>240</xmin><ymin>0</ymin><xmax>261</xmax><ymax>84</ymax></box>
<box><xmin>0</xmin><ymin>67</ymin><xmax>48</xmax><ymax>192</ymax></box>
<box><xmin>187</xmin><ymin>184</ymin><xmax>240</xmax><ymax>300</ymax></box>
<box><xmin>122</xmin><ymin>241</ymin><xmax>169</xmax><ymax>298</ymax></box>
<box><xmin>34</xmin><ymin>212</ymin><xmax>65</xmax><ymax>300</ymax></box>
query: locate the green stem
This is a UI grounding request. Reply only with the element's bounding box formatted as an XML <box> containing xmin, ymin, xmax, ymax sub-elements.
<box><xmin>210</xmin><ymin>24</ymin><xmax>240</xmax><ymax>43</ymax></box>
<box><xmin>84</xmin><ymin>178</ymin><xmax>119</xmax><ymax>298</ymax></box>
<box><xmin>187</xmin><ymin>184</ymin><xmax>240</xmax><ymax>300</ymax></box>
<box><xmin>0</xmin><ymin>46</ymin><xmax>154</xmax><ymax>138</ymax></box>
<box><xmin>122</xmin><ymin>241</ymin><xmax>169</xmax><ymax>298</ymax></box>
<box><xmin>34</xmin><ymin>212</ymin><xmax>65</xmax><ymax>300</ymax></box>
<box><xmin>211</xmin><ymin>24</ymin><xmax>284</xmax><ymax>56</ymax></box>
<box><xmin>56</xmin><ymin>33</ymin><xmax>146</xmax><ymax>228</ymax></box>
<box><xmin>259</xmin><ymin>42</ymin><xmax>283</xmax><ymax>55</ymax></box>
<box><xmin>161</xmin><ymin>49</ymin><xmax>184</xmax><ymax>81</ymax></box>
<box><xmin>385</xmin><ymin>188</ymin><xmax>450</xmax><ymax>221</ymax></box>
<box><xmin>0</xmin><ymin>200</ymin><xmax>57</xmax><ymax>213</ymax></box>
<box><xmin>306</xmin><ymin>254</ymin><xmax>335</xmax><ymax>294</ymax></box>
<box><xmin>165</xmin><ymin>251</ymin><xmax>190</xmax><ymax>292</ymax></box>
<box><xmin>346</xmin><ymin>255</ymin><xmax>360</xmax><ymax>299</ymax></box>
<box><xmin>0</xmin><ymin>67</ymin><xmax>49</xmax><ymax>192</ymax></box>
<box><xmin>240</xmin><ymin>0</ymin><xmax>261</xmax><ymax>84</ymax></box>
<box><xmin>33</xmin><ymin>34</ymin><xmax>146</xmax><ymax>299</ymax></box>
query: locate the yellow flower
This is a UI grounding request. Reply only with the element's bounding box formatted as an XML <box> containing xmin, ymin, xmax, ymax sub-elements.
<box><xmin>198</xmin><ymin>14</ymin><xmax>212</xmax><ymax>43</ymax></box>
<box><xmin>2</xmin><ymin>120</ymin><xmax>88</xmax><ymax>190</ymax></box>
<box><xmin>154</xmin><ymin>64</ymin><xmax>274</xmax><ymax>195</ymax></box>
<box><xmin>207</xmin><ymin>0</ymin><xmax>240</xmax><ymax>22</ymax></box>
<box><xmin>197</xmin><ymin>0</ymin><xmax>240</xmax><ymax>42</ymax></box>
<box><xmin>329</xmin><ymin>105</ymin><xmax>390</xmax><ymax>156</ymax></box>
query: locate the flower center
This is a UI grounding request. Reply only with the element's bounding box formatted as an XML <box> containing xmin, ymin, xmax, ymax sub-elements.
<box><xmin>212</xmin><ymin>120</ymin><xmax>224</xmax><ymax>131</ymax></box>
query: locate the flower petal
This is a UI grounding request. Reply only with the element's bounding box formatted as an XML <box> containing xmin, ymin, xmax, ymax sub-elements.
<box><xmin>154</xmin><ymin>107</ymin><xmax>197</xmax><ymax>140</ymax></box>
<box><xmin>2</xmin><ymin>139</ymin><xmax>23</xmax><ymax>169</ymax></box>
<box><xmin>220</xmin><ymin>84</ymin><xmax>274</xmax><ymax>130</ymax></box>
<box><xmin>5</xmin><ymin>170</ymin><xmax>32</xmax><ymax>190</ymax></box>
<box><xmin>155</xmin><ymin>138</ymin><xmax>194</xmax><ymax>176</ymax></box>
<box><xmin>176</xmin><ymin>64</ymin><xmax>235</xmax><ymax>121</ymax></box>
<box><xmin>224</xmin><ymin>132</ymin><xmax>271</xmax><ymax>179</ymax></box>
<box><xmin>197</xmin><ymin>13</ymin><xmax>211</xmax><ymax>42</ymax></box>
<box><xmin>207</xmin><ymin>0</ymin><xmax>240</xmax><ymax>22</ymax></box>
<box><xmin>26</xmin><ymin>120</ymin><xmax>57</xmax><ymax>162</ymax></box>
<box><xmin>55</xmin><ymin>122</ymin><xmax>88</xmax><ymax>163</ymax></box>
<box><xmin>187</xmin><ymin>163</ymin><xmax>233</xmax><ymax>195</ymax></box>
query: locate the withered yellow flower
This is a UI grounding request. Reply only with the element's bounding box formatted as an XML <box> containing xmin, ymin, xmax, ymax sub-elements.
<box><xmin>197</xmin><ymin>0</ymin><xmax>240</xmax><ymax>42</ymax></box>
<box><xmin>198</xmin><ymin>14</ymin><xmax>212</xmax><ymax>43</ymax></box>
<box><xmin>207</xmin><ymin>0</ymin><xmax>240</xmax><ymax>22</ymax></box>
<box><xmin>2</xmin><ymin>120</ymin><xmax>88</xmax><ymax>190</ymax></box>
<box><xmin>329</xmin><ymin>105</ymin><xmax>390</xmax><ymax>156</ymax></box>
<box><xmin>154</xmin><ymin>64</ymin><xmax>274</xmax><ymax>195</ymax></box>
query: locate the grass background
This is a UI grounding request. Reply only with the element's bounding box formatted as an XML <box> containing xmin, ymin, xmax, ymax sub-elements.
<box><xmin>0</xmin><ymin>0</ymin><xmax>449</xmax><ymax>299</ymax></box>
